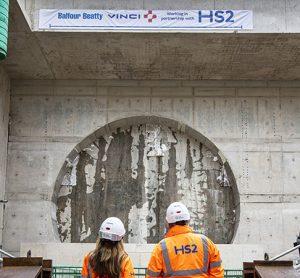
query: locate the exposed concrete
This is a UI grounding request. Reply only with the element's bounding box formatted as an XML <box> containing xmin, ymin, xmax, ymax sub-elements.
<box><xmin>1</xmin><ymin>0</ymin><xmax>299</xmax><ymax>268</ymax></box>
<box><xmin>4</xmin><ymin>32</ymin><xmax>300</xmax><ymax>80</ymax></box>
<box><xmin>24</xmin><ymin>0</ymin><xmax>300</xmax><ymax>33</ymax></box>
<box><xmin>16</xmin><ymin>0</ymin><xmax>33</xmax><ymax>29</ymax></box>
<box><xmin>3</xmin><ymin>2</ymin><xmax>300</xmax><ymax>80</ymax></box>
<box><xmin>55</xmin><ymin>120</ymin><xmax>237</xmax><ymax>244</ymax></box>
<box><xmin>0</xmin><ymin>66</ymin><xmax>10</xmax><ymax>247</ymax></box>
<box><xmin>20</xmin><ymin>242</ymin><xmax>265</xmax><ymax>269</ymax></box>
<box><xmin>4</xmin><ymin>80</ymin><xmax>300</xmax><ymax>261</ymax></box>
<box><xmin>3</xmin><ymin>1</ymin><xmax>52</xmax><ymax>79</ymax></box>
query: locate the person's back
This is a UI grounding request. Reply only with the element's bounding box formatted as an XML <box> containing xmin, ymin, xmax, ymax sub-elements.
<box><xmin>81</xmin><ymin>250</ymin><xmax>133</xmax><ymax>278</ymax></box>
<box><xmin>147</xmin><ymin>202</ymin><xmax>224</xmax><ymax>278</ymax></box>
<box><xmin>81</xmin><ymin>217</ymin><xmax>135</xmax><ymax>278</ymax></box>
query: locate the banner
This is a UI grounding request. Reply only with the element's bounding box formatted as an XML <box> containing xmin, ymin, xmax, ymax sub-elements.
<box><xmin>39</xmin><ymin>9</ymin><xmax>253</xmax><ymax>30</ymax></box>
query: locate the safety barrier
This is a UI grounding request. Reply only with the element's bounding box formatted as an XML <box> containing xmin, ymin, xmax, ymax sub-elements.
<box><xmin>224</xmin><ymin>269</ymin><xmax>243</xmax><ymax>278</ymax></box>
<box><xmin>52</xmin><ymin>266</ymin><xmax>243</xmax><ymax>277</ymax></box>
<box><xmin>0</xmin><ymin>0</ymin><xmax>9</xmax><ymax>60</ymax></box>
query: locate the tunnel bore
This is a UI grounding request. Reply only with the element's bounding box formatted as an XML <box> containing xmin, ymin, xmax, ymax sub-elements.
<box><xmin>56</xmin><ymin>121</ymin><xmax>237</xmax><ymax>244</ymax></box>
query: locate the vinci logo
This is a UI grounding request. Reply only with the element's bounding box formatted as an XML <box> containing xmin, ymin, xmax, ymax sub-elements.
<box><xmin>144</xmin><ymin>10</ymin><xmax>157</xmax><ymax>22</ymax></box>
<box><xmin>108</xmin><ymin>13</ymin><xmax>141</xmax><ymax>19</ymax></box>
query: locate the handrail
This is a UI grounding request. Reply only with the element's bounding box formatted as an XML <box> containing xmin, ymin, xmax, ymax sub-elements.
<box><xmin>0</xmin><ymin>248</ymin><xmax>15</xmax><ymax>258</ymax></box>
<box><xmin>270</xmin><ymin>244</ymin><xmax>300</xmax><ymax>261</ymax></box>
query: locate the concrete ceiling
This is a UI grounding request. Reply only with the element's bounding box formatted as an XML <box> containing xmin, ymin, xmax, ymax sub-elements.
<box><xmin>3</xmin><ymin>2</ymin><xmax>300</xmax><ymax>80</ymax></box>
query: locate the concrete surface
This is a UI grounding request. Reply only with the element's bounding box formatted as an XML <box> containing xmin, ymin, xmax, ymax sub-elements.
<box><xmin>20</xmin><ymin>242</ymin><xmax>265</xmax><ymax>269</ymax></box>
<box><xmin>0</xmin><ymin>0</ymin><xmax>300</xmax><ymax>268</ymax></box>
<box><xmin>2</xmin><ymin>2</ymin><xmax>300</xmax><ymax>80</ymax></box>
<box><xmin>3</xmin><ymin>80</ymin><xmax>300</xmax><ymax>261</ymax></box>
<box><xmin>55</xmin><ymin>118</ymin><xmax>237</xmax><ymax>244</ymax></box>
<box><xmin>0</xmin><ymin>66</ymin><xmax>10</xmax><ymax>247</ymax></box>
<box><xmin>22</xmin><ymin>0</ymin><xmax>300</xmax><ymax>33</ymax></box>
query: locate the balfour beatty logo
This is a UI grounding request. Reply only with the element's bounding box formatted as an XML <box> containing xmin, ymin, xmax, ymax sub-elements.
<box><xmin>58</xmin><ymin>12</ymin><xmax>103</xmax><ymax>20</ymax></box>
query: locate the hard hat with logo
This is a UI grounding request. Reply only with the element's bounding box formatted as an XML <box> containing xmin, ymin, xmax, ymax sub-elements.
<box><xmin>166</xmin><ymin>202</ymin><xmax>190</xmax><ymax>224</ymax></box>
<box><xmin>99</xmin><ymin>217</ymin><xmax>126</xmax><ymax>241</ymax></box>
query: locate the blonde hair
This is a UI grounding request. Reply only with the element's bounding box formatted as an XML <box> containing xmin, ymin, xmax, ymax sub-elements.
<box><xmin>89</xmin><ymin>238</ymin><xmax>127</xmax><ymax>277</ymax></box>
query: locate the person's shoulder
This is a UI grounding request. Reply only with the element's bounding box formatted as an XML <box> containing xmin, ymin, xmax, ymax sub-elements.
<box><xmin>159</xmin><ymin>237</ymin><xmax>170</xmax><ymax>245</ymax></box>
<box><xmin>195</xmin><ymin>233</ymin><xmax>219</xmax><ymax>247</ymax></box>
<box><xmin>192</xmin><ymin>233</ymin><xmax>216</xmax><ymax>243</ymax></box>
<box><xmin>122</xmin><ymin>254</ymin><xmax>130</xmax><ymax>262</ymax></box>
<box><xmin>150</xmin><ymin>239</ymin><xmax>165</xmax><ymax>252</ymax></box>
<box><xmin>121</xmin><ymin>253</ymin><xmax>133</xmax><ymax>267</ymax></box>
<box><xmin>83</xmin><ymin>251</ymin><xmax>94</xmax><ymax>260</ymax></box>
<box><xmin>193</xmin><ymin>232</ymin><xmax>208</xmax><ymax>239</ymax></box>
<box><xmin>122</xmin><ymin>252</ymin><xmax>129</xmax><ymax>260</ymax></box>
<box><xmin>189</xmin><ymin>231</ymin><xmax>204</xmax><ymax>237</ymax></box>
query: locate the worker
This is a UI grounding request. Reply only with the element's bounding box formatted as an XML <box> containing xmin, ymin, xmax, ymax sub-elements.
<box><xmin>147</xmin><ymin>202</ymin><xmax>224</xmax><ymax>278</ymax></box>
<box><xmin>81</xmin><ymin>217</ymin><xmax>135</xmax><ymax>278</ymax></box>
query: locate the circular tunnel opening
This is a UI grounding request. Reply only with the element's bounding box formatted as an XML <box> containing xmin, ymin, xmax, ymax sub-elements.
<box><xmin>53</xmin><ymin>116</ymin><xmax>239</xmax><ymax>244</ymax></box>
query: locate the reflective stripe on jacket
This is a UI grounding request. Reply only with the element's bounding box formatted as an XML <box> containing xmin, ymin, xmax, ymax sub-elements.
<box><xmin>147</xmin><ymin>225</ymin><xmax>224</xmax><ymax>278</ymax></box>
<box><xmin>81</xmin><ymin>253</ymin><xmax>135</xmax><ymax>278</ymax></box>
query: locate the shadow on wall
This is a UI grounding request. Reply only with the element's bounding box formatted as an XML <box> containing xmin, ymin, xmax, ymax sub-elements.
<box><xmin>52</xmin><ymin>116</ymin><xmax>240</xmax><ymax>244</ymax></box>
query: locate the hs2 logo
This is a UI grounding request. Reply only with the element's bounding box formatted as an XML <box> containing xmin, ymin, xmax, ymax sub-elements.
<box><xmin>199</xmin><ymin>10</ymin><xmax>234</xmax><ymax>23</ymax></box>
<box><xmin>174</xmin><ymin>244</ymin><xmax>198</xmax><ymax>255</ymax></box>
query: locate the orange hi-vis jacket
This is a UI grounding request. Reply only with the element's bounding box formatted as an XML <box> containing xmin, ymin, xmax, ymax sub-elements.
<box><xmin>147</xmin><ymin>225</ymin><xmax>224</xmax><ymax>278</ymax></box>
<box><xmin>81</xmin><ymin>253</ymin><xmax>135</xmax><ymax>278</ymax></box>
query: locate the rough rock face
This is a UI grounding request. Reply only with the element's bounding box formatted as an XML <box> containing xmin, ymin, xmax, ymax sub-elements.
<box><xmin>56</xmin><ymin>123</ymin><xmax>236</xmax><ymax>244</ymax></box>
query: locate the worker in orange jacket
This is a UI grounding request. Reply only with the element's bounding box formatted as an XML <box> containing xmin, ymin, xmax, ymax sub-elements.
<box><xmin>81</xmin><ymin>217</ymin><xmax>135</xmax><ymax>278</ymax></box>
<box><xmin>147</xmin><ymin>202</ymin><xmax>224</xmax><ymax>278</ymax></box>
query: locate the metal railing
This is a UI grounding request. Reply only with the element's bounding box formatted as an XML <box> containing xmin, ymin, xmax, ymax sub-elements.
<box><xmin>52</xmin><ymin>266</ymin><xmax>243</xmax><ymax>278</ymax></box>
<box><xmin>0</xmin><ymin>248</ymin><xmax>15</xmax><ymax>262</ymax></box>
<box><xmin>270</xmin><ymin>244</ymin><xmax>300</xmax><ymax>261</ymax></box>
<box><xmin>269</xmin><ymin>243</ymin><xmax>300</xmax><ymax>273</ymax></box>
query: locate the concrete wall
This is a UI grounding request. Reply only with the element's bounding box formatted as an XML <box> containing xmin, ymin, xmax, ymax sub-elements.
<box><xmin>16</xmin><ymin>0</ymin><xmax>34</xmax><ymax>28</ymax></box>
<box><xmin>0</xmin><ymin>66</ymin><xmax>10</xmax><ymax>247</ymax></box>
<box><xmin>27</xmin><ymin>0</ymin><xmax>300</xmax><ymax>33</ymax></box>
<box><xmin>55</xmin><ymin>118</ymin><xmax>237</xmax><ymax>245</ymax></box>
<box><xmin>4</xmin><ymin>80</ymin><xmax>300</xmax><ymax>263</ymax></box>
<box><xmin>20</xmin><ymin>243</ymin><xmax>264</xmax><ymax>269</ymax></box>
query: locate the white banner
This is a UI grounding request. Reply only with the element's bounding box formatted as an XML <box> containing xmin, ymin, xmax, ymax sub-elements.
<box><xmin>39</xmin><ymin>9</ymin><xmax>253</xmax><ymax>31</ymax></box>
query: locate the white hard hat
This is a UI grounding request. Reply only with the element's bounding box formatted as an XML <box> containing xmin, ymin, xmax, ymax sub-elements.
<box><xmin>166</xmin><ymin>202</ymin><xmax>190</xmax><ymax>224</ymax></box>
<box><xmin>99</xmin><ymin>217</ymin><xmax>126</xmax><ymax>241</ymax></box>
